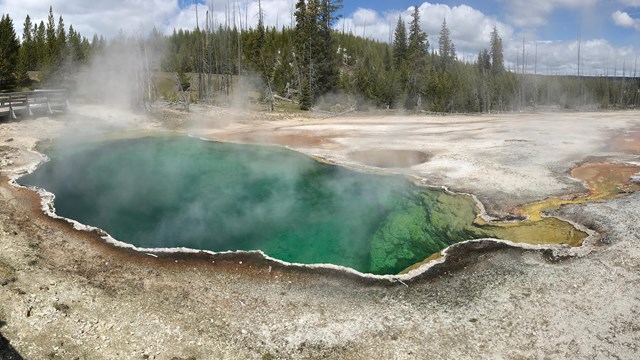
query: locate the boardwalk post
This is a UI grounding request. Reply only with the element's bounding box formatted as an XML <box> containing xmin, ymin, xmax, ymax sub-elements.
<box><xmin>9</xmin><ymin>94</ymin><xmax>17</xmax><ymax>120</ymax></box>
<box><xmin>46</xmin><ymin>93</ymin><xmax>53</xmax><ymax>115</ymax></box>
<box><xmin>27</xmin><ymin>93</ymin><xmax>33</xmax><ymax>117</ymax></box>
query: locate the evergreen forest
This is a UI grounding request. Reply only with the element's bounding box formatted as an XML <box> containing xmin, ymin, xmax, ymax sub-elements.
<box><xmin>1</xmin><ymin>2</ymin><xmax>639</xmax><ymax>113</ymax></box>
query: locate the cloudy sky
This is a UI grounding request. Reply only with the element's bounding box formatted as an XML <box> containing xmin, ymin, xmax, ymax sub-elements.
<box><xmin>1</xmin><ymin>0</ymin><xmax>639</xmax><ymax>76</ymax></box>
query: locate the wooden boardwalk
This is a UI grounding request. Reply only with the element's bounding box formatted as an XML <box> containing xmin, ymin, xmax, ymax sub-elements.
<box><xmin>0</xmin><ymin>89</ymin><xmax>69</xmax><ymax>119</ymax></box>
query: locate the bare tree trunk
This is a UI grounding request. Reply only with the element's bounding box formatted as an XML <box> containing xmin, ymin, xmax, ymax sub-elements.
<box><xmin>534</xmin><ymin>42</ymin><xmax>538</xmax><ymax>110</ymax></box>
<box><xmin>521</xmin><ymin>37</ymin><xmax>525</xmax><ymax>110</ymax></box>
<box><xmin>136</xmin><ymin>39</ymin><xmax>155</xmax><ymax>113</ymax></box>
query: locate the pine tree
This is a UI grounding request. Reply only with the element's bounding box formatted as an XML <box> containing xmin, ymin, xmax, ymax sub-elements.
<box><xmin>476</xmin><ymin>49</ymin><xmax>491</xmax><ymax>72</ymax></box>
<box><xmin>248</xmin><ymin>0</ymin><xmax>278</xmax><ymax>109</ymax></box>
<box><xmin>315</xmin><ymin>0</ymin><xmax>342</xmax><ymax>96</ymax></box>
<box><xmin>355</xmin><ymin>52</ymin><xmax>374</xmax><ymax>101</ymax></box>
<box><xmin>16</xmin><ymin>49</ymin><xmax>30</xmax><ymax>88</ymax></box>
<box><xmin>56</xmin><ymin>15</ymin><xmax>67</xmax><ymax>60</ymax></box>
<box><xmin>392</xmin><ymin>16</ymin><xmax>407</xmax><ymax>71</ymax></box>
<box><xmin>46</xmin><ymin>6</ymin><xmax>56</xmax><ymax>66</ymax></box>
<box><xmin>490</xmin><ymin>26</ymin><xmax>504</xmax><ymax>74</ymax></box>
<box><xmin>68</xmin><ymin>25</ymin><xmax>84</xmax><ymax>63</ymax></box>
<box><xmin>381</xmin><ymin>45</ymin><xmax>397</xmax><ymax>108</ymax></box>
<box><xmin>22</xmin><ymin>15</ymin><xmax>34</xmax><ymax>69</ymax></box>
<box><xmin>16</xmin><ymin>15</ymin><xmax>34</xmax><ymax>86</ymax></box>
<box><xmin>294</xmin><ymin>5</ymin><xmax>307</xmax><ymax>72</ymax></box>
<box><xmin>252</xmin><ymin>1</ymin><xmax>266</xmax><ymax>68</ymax></box>
<box><xmin>476</xmin><ymin>48</ymin><xmax>492</xmax><ymax>112</ymax></box>
<box><xmin>391</xmin><ymin>16</ymin><xmax>409</xmax><ymax>106</ymax></box>
<box><xmin>91</xmin><ymin>33</ymin><xmax>106</xmax><ymax>55</ymax></box>
<box><xmin>43</xmin><ymin>12</ymin><xmax>69</xmax><ymax>84</ymax></box>
<box><xmin>305</xmin><ymin>0</ymin><xmax>320</xmax><ymax>94</ymax></box>
<box><xmin>438</xmin><ymin>19</ymin><xmax>455</xmax><ymax>71</ymax></box>
<box><xmin>0</xmin><ymin>14</ymin><xmax>20</xmax><ymax>90</ymax></box>
<box><xmin>293</xmin><ymin>0</ymin><xmax>342</xmax><ymax>109</ymax></box>
<box><xmin>383</xmin><ymin>45</ymin><xmax>392</xmax><ymax>73</ymax></box>
<box><xmin>406</xmin><ymin>6</ymin><xmax>428</xmax><ymax>109</ymax></box>
<box><xmin>299</xmin><ymin>74</ymin><xmax>313</xmax><ymax>110</ymax></box>
<box><xmin>294</xmin><ymin>0</ymin><xmax>309</xmax><ymax>109</ymax></box>
<box><xmin>34</xmin><ymin>21</ymin><xmax>46</xmax><ymax>69</ymax></box>
<box><xmin>407</xmin><ymin>6</ymin><xmax>428</xmax><ymax>59</ymax></box>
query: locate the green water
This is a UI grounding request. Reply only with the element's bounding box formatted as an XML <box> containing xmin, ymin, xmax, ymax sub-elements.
<box><xmin>19</xmin><ymin>136</ymin><xmax>490</xmax><ymax>275</ymax></box>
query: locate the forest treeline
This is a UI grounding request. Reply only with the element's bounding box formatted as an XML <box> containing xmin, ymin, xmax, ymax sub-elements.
<box><xmin>1</xmin><ymin>2</ymin><xmax>639</xmax><ymax>112</ymax></box>
<box><xmin>0</xmin><ymin>7</ymin><xmax>102</xmax><ymax>90</ymax></box>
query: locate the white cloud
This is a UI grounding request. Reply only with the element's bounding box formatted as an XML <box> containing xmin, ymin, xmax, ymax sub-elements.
<box><xmin>618</xmin><ymin>0</ymin><xmax>640</xmax><ymax>6</ymax></box>
<box><xmin>202</xmin><ymin>0</ymin><xmax>294</xmax><ymax>32</ymax></box>
<box><xmin>0</xmin><ymin>0</ymin><xmax>180</xmax><ymax>38</ymax></box>
<box><xmin>503</xmin><ymin>0</ymin><xmax>598</xmax><ymax>27</ymax></box>
<box><xmin>503</xmin><ymin>38</ymin><xmax>639</xmax><ymax>77</ymax></box>
<box><xmin>336</xmin><ymin>2</ymin><xmax>514</xmax><ymax>57</ymax></box>
<box><xmin>352</xmin><ymin>8</ymin><xmax>378</xmax><ymax>25</ymax></box>
<box><xmin>335</xmin><ymin>2</ymin><xmax>639</xmax><ymax>76</ymax></box>
<box><xmin>415</xmin><ymin>3</ymin><xmax>514</xmax><ymax>54</ymax></box>
<box><xmin>335</xmin><ymin>7</ymin><xmax>393</xmax><ymax>41</ymax></box>
<box><xmin>612</xmin><ymin>10</ymin><xmax>640</xmax><ymax>30</ymax></box>
<box><xmin>0</xmin><ymin>0</ymin><xmax>294</xmax><ymax>39</ymax></box>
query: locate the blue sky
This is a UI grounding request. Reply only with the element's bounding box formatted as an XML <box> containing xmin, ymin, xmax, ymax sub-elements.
<box><xmin>338</xmin><ymin>0</ymin><xmax>639</xmax><ymax>45</ymax></box>
<box><xmin>171</xmin><ymin>1</ymin><xmax>640</xmax><ymax>48</ymax></box>
<box><xmin>2</xmin><ymin>0</ymin><xmax>640</xmax><ymax>75</ymax></box>
<box><xmin>174</xmin><ymin>1</ymin><xmax>640</xmax><ymax>40</ymax></box>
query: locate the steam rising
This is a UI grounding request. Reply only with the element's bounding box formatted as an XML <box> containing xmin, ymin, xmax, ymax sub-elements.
<box><xmin>18</xmin><ymin>136</ymin><xmax>490</xmax><ymax>275</ymax></box>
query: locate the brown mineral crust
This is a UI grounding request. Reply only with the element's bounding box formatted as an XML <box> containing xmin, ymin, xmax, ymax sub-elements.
<box><xmin>609</xmin><ymin>128</ymin><xmax>640</xmax><ymax>153</ymax></box>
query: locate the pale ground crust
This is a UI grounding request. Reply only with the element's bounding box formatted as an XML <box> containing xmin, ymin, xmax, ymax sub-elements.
<box><xmin>1</xmin><ymin>105</ymin><xmax>639</xmax><ymax>359</ymax></box>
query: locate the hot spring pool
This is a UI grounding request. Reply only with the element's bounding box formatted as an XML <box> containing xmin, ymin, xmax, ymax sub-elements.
<box><xmin>20</xmin><ymin>136</ymin><xmax>509</xmax><ymax>275</ymax></box>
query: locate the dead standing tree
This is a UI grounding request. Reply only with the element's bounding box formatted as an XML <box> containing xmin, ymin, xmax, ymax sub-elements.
<box><xmin>135</xmin><ymin>37</ymin><xmax>157</xmax><ymax>112</ymax></box>
<box><xmin>193</xmin><ymin>2</ymin><xmax>236</xmax><ymax>106</ymax></box>
<box><xmin>196</xmin><ymin>4</ymin><xmax>207</xmax><ymax>103</ymax></box>
<box><xmin>257</xmin><ymin>0</ymin><xmax>276</xmax><ymax>111</ymax></box>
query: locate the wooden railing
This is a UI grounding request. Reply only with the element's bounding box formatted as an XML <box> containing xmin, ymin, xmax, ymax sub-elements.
<box><xmin>0</xmin><ymin>89</ymin><xmax>69</xmax><ymax>119</ymax></box>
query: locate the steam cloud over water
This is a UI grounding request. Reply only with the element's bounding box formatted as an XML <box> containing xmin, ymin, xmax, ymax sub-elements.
<box><xmin>19</xmin><ymin>136</ymin><xmax>493</xmax><ymax>275</ymax></box>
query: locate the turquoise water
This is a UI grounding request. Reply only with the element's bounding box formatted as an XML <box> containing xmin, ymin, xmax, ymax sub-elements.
<box><xmin>19</xmin><ymin>137</ymin><xmax>488</xmax><ymax>275</ymax></box>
